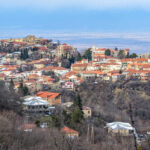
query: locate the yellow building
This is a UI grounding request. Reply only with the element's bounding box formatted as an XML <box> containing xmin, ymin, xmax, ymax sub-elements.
<box><xmin>82</xmin><ymin>106</ymin><xmax>92</xmax><ymax>118</ymax></box>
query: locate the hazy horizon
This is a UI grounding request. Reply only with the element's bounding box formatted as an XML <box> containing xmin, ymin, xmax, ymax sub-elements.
<box><xmin>1</xmin><ymin>0</ymin><xmax>150</xmax><ymax>54</ymax></box>
<box><xmin>0</xmin><ymin>30</ymin><xmax>150</xmax><ymax>54</ymax></box>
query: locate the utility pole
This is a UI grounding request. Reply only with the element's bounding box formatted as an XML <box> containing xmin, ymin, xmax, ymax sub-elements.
<box><xmin>87</xmin><ymin>124</ymin><xmax>90</xmax><ymax>142</ymax></box>
<box><xmin>91</xmin><ymin>124</ymin><xmax>94</xmax><ymax>144</ymax></box>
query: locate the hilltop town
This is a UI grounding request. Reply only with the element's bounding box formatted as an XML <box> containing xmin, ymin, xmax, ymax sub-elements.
<box><xmin>0</xmin><ymin>35</ymin><xmax>150</xmax><ymax>150</ymax></box>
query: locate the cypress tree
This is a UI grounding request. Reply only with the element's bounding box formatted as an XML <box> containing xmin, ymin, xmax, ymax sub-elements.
<box><xmin>71</xmin><ymin>94</ymin><xmax>84</xmax><ymax>127</ymax></box>
<box><xmin>74</xmin><ymin>94</ymin><xmax>83</xmax><ymax>110</ymax></box>
<box><xmin>9</xmin><ymin>78</ymin><xmax>14</xmax><ymax>91</ymax></box>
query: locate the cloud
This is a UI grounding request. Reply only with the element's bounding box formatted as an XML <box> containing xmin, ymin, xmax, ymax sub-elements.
<box><xmin>1</xmin><ymin>0</ymin><xmax>150</xmax><ymax>11</ymax></box>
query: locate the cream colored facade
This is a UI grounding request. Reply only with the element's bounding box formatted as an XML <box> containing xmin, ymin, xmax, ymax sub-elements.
<box><xmin>82</xmin><ymin>106</ymin><xmax>92</xmax><ymax>118</ymax></box>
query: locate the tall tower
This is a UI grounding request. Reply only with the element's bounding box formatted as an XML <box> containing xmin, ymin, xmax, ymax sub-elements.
<box><xmin>91</xmin><ymin>46</ymin><xmax>96</xmax><ymax>61</ymax></box>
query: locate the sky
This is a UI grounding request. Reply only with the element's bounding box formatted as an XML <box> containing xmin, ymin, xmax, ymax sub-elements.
<box><xmin>0</xmin><ymin>0</ymin><xmax>150</xmax><ymax>53</ymax></box>
<box><xmin>0</xmin><ymin>0</ymin><xmax>150</xmax><ymax>32</ymax></box>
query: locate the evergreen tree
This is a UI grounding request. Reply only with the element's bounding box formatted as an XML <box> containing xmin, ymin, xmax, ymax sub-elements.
<box><xmin>25</xmin><ymin>49</ymin><xmax>29</xmax><ymax>59</ymax></box>
<box><xmin>23</xmin><ymin>86</ymin><xmax>29</xmax><ymax>96</ymax></box>
<box><xmin>82</xmin><ymin>48</ymin><xmax>92</xmax><ymax>60</ymax></box>
<box><xmin>18</xmin><ymin>82</ymin><xmax>29</xmax><ymax>96</ymax></box>
<box><xmin>20</xmin><ymin>49</ymin><xmax>29</xmax><ymax>60</ymax></box>
<box><xmin>115</xmin><ymin>47</ymin><xmax>118</xmax><ymax>51</ymax></box>
<box><xmin>117</xmin><ymin>50</ymin><xmax>126</xmax><ymax>59</ymax></box>
<box><xmin>76</xmin><ymin>52</ymin><xmax>82</xmax><ymax>61</ymax></box>
<box><xmin>71</xmin><ymin>107</ymin><xmax>83</xmax><ymax>124</ymax></box>
<box><xmin>69</xmin><ymin>55</ymin><xmax>75</xmax><ymax>64</ymax></box>
<box><xmin>32</xmin><ymin>47</ymin><xmax>38</xmax><ymax>51</ymax></box>
<box><xmin>130</xmin><ymin>53</ymin><xmax>138</xmax><ymax>58</ymax></box>
<box><xmin>9</xmin><ymin>78</ymin><xmax>14</xmax><ymax>91</ymax></box>
<box><xmin>74</xmin><ymin>94</ymin><xmax>82</xmax><ymax>110</ymax></box>
<box><xmin>71</xmin><ymin>94</ymin><xmax>84</xmax><ymax>127</ymax></box>
<box><xmin>51</xmin><ymin>114</ymin><xmax>61</xmax><ymax>128</ymax></box>
<box><xmin>20</xmin><ymin>50</ymin><xmax>24</xmax><ymax>59</ymax></box>
<box><xmin>105</xmin><ymin>49</ymin><xmax>111</xmax><ymax>56</ymax></box>
<box><xmin>18</xmin><ymin>82</ymin><xmax>24</xmax><ymax>96</ymax></box>
<box><xmin>126</xmin><ymin>52</ymin><xmax>137</xmax><ymax>58</ymax></box>
<box><xmin>62</xmin><ymin>110</ymin><xmax>71</xmax><ymax>126</ymax></box>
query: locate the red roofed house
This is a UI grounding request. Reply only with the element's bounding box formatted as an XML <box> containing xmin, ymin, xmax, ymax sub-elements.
<box><xmin>36</xmin><ymin>91</ymin><xmax>61</xmax><ymax>106</ymax></box>
<box><xmin>71</xmin><ymin>63</ymin><xmax>88</xmax><ymax>71</ymax></box>
<box><xmin>0</xmin><ymin>73</ymin><xmax>5</xmax><ymax>80</ymax></box>
<box><xmin>91</xmin><ymin>46</ymin><xmax>118</xmax><ymax>61</ymax></box>
<box><xmin>111</xmin><ymin>73</ymin><xmax>124</xmax><ymax>82</ymax></box>
<box><xmin>141</xmin><ymin>64</ymin><xmax>150</xmax><ymax>70</ymax></box>
<box><xmin>62</xmin><ymin>81</ymin><xmax>74</xmax><ymax>89</ymax></box>
<box><xmin>38</xmin><ymin>46</ymin><xmax>47</xmax><ymax>51</ymax></box>
<box><xmin>101</xmin><ymin>63</ymin><xmax>121</xmax><ymax>72</ymax></box>
<box><xmin>131</xmin><ymin>70</ymin><xmax>150</xmax><ymax>80</ymax></box>
<box><xmin>61</xmin><ymin>126</ymin><xmax>79</xmax><ymax>138</ymax></box>
<box><xmin>19</xmin><ymin>123</ymin><xmax>37</xmax><ymax>132</ymax></box>
<box><xmin>71</xmin><ymin>59</ymin><xmax>89</xmax><ymax>71</ymax></box>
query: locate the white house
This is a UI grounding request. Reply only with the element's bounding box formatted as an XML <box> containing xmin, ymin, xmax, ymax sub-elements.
<box><xmin>106</xmin><ymin>122</ymin><xmax>136</xmax><ymax>136</ymax></box>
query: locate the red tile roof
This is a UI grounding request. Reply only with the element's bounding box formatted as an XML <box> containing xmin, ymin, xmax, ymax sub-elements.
<box><xmin>61</xmin><ymin>127</ymin><xmax>78</xmax><ymax>134</ymax></box>
<box><xmin>36</xmin><ymin>91</ymin><xmax>60</xmax><ymax>99</ymax></box>
<box><xmin>19</xmin><ymin>123</ymin><xmax>36</xmax><ymax>130</ymax></box>
<box><xmin>0</xmin><ymin>73</ymin><xmax>5</xmax><ymax>77</ymax></box>
<box><xmin>72</xmin><ymin>63</ymin><xmax>88</xmax><ymax>67</ymax></box>
<box><xmin>82</xmin><ymin>106</ymin><xmax>91</xmax><ymax>110</ymax></box>
<box><xmin>38</xmin><ymin>47</ymin><xmax>47</xmax><ymax>51</ymax></box>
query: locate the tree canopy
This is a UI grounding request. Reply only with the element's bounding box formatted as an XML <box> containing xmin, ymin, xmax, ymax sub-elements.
<box><xmin>82</xmin><ymin>49</ymin><xmax>92</xmax><ymax>61</ymax></box>
<box><xmin>105</xmin><ymin>49</ymin><xmax>111</xmax><ymax>56</ymax></box>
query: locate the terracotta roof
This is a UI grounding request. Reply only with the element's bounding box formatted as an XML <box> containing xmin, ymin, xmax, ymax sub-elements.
<box><xmin>102</xmin><ymin>63</ymin><xmax>120</xmax><ymax>66</ymax></box>
<box><xmin>11</xmin><ymin>42</ymin><xmax>26</xmax><ymax>45</ymax></box>
<box><xmin>121</xmin><ymin>58</ymin><xmax>148</xmax><ymax>62</ymax></box>
<box><xmin>140</xmin><ymin>64</ymin><xmax>150</xmax><ymax>68</ymax></box>
<box><xmin>24</xmin><ymin>80</ymin><xmax>36</xmax><ymax>84</ymax></box>
<box><xmin>43</xmin><ymin>66</ymin><xmax>67</xmax><ymax>71</ymax></box>
<box><xmin>108</xmin><ymin>70</ymin><xmax>120</xmax><ymax>74</ymax></box>
<box><xmin>94</xmin><ymin>54</ymin><xmax>105</xmax><ymax>56</ymax></box>
<box><xmin>38</xmin><ymin>47</ymin><xmax>47</xmax><ymax>51</ymax></box>
<box><xmin>62</xmin><ymin>43</ymin><xmax>67</xmax><ymax>45</ymax></box>
<box><xmin>53</xmin><ymin>67</ymin><xmax>67</xmax><ymax>70</ymax></box>
<box><xmin>27</xmin><ymin>74</ymin><xmax>40</xmax><ymax>79</ymax></box>
<box><xmin>128</xmin><ymin>69</ymin><xmax>150</xmax><ymax>74</ymax></box>
<box><xmin>81</xmin><ymin>70</ymin><xmax>103</xmax><ymax>75</ymax></box>
<box><xmin>36</xmin><ymin>91</ymin><xmax>60</xmax><ymax>99</ymax></box>
<box><xmin>82</xmin><ymin>106</ymin><xmax>91</xmax><ymax>110</ymax></box>
<box><xmin>62</xmin><ymin>71</ymin><xmax>79</xmax><ymax>79</ymax></box>
<box><xmin>135</xmin><ymin>58</ymin><xmax>148</xmax><ymax>62</ymax></box>
<box><xmin>19</xmin><ymin>123</ymin><xmax>36</xmax><ymax>130</ymax></box>
<box><xmin>3</xmin><ymin>69</ymin><xmax>15</xmax><ymax>72</ymax></box>
<box><xmin>121</xmin><ymin>58</ymin><xmax>134</xmax><ymax>62</ymax></box>
<box><xmin>72</xmin><ymin>63</ymin><xmax>88</xmax><ymax>67</ymax></box>
<box><xmin>111</xmin><ymin>73</ymin><xmax>122</xmax><ymax>76</ymax></box>
<box><xmin>42</xmin><ymin>39</ymin><xmax>49</xmax><ymax>41</ymax></box>
<box><xmin>96</xmin><ymin>48</ymin><xmax>106</xmax><ymax>51</ymax></box>
<box><xmin>61</xmin><ymin>127</ymin><xmax>78</xmax><ymax>134</ymax></box>
<box><xmin>0</xmin><ymin>53</ymin><xmax>7</xmax><ymax>56</ymax></box>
